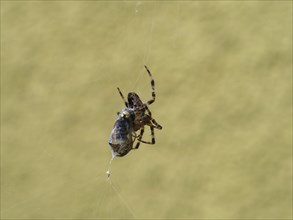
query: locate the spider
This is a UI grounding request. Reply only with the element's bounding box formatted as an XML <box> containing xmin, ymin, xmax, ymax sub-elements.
<box><xmin>116</xmin><ymin>65</ymin><xmax>162</xmax><ymax>150</ymax></box>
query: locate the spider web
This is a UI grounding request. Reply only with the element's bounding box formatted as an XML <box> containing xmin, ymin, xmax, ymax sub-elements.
<box><xmin>3</xmin><ymin>1</ymin><xmax>291</xmax><ymax>219</ymax></box>
<box><xmin>132</xmin><ymin>2</ymin><xmax>157</xmax><ymax>92</ymax></box>
<box><xmin>104</xmin><ymin>2</ymin><xmax>158</xmax><ymax>218</ymax></box>
<box><xmin>2</xmin><ymin>2</ymin><xmax>161</xmax><ymax>219</ymax></box>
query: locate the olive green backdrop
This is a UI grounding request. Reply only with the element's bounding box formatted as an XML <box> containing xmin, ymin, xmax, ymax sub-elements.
<box><xmin>1</xmin><ymin>1</ymin><xmax>292</xmax><ymax>219</ymax></box>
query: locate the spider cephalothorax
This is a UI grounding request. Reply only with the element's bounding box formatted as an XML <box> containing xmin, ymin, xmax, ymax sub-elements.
<box><xmin>109</xmin><ymin>65</ymin><xmax>162</xmax><ymax>156</ymax></box>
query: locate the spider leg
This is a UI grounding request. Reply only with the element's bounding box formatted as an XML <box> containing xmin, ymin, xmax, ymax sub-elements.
<box><xmin>131</xmin><ymin>132</ymin><xmax>140</xmax><ymax>139</ymax></box>
<box><xmin>144</xmin><ymin>104</ymin><xmax>163</xmax><ymax>130</ymax></box>
<box><xmin>117</xmin><ymin>87</ymin><xmax>128</xmax><ymax>107</ymax></box>
<box><xmin>134</xmin><ymin>128</ymin><xmax>144</xmax><ymax>149</ymax></box>
<box><xmin>144</xmin><ymin>65</ymin><xmax>156</xmax><ymax>105</ymax></box>
<box><xmin>136</xmin><ymin>126</ymin><xmax>155</xmax><ymax>145</ymax></box>
<box><xmin>150</xmin><ymin>118</ymin><xmax>162</xmax><ymax>130</ymax></box>
<box><xmin>134</xmin><ymin>141</ymin><xmax>141</xmax><ymax>150</ymax></box>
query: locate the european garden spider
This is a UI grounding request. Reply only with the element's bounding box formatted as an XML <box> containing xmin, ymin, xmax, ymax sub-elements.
<box><xmin>117</xmin><ymin>65</ymin><xmax>162</xmax><ymax>149</ymax></box>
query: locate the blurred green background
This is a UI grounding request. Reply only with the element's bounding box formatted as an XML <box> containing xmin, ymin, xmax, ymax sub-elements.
<box><xmin>1</xmin><ymin>1</ymin><xmax>292</xmax><ymax>219</ymax></box>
